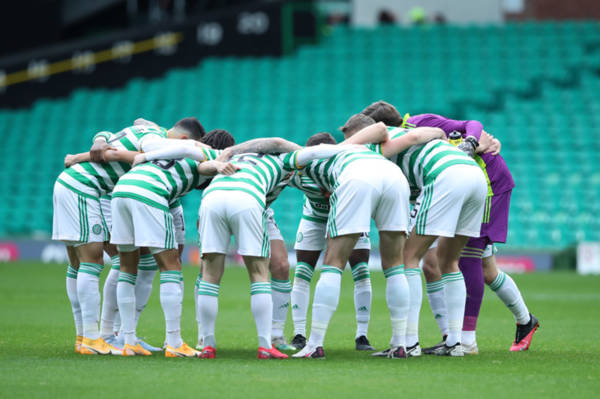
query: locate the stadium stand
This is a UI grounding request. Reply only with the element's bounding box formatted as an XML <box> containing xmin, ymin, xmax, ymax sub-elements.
<box><xmin>0</xmin><ymin>21</ymin><xmax>599</xmax><ymax>250</ymax></box>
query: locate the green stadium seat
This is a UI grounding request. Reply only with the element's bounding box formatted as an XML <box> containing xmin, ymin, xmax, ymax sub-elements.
<box><xmin>1</xmin><ymin>21</ymin><xmax>599</xmax><ymax>250</ymax></box>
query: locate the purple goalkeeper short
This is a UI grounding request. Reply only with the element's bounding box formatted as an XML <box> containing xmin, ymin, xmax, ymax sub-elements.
<box><xmin>479</xmin><ymin>190</ymin><xmax>512</xmax><ymax>244</ymax></box>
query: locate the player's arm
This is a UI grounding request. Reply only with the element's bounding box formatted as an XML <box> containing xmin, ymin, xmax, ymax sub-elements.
<box><xmin>133</xmin><ymin>142</ymin><xmax>213</xmax><ymax>166</ymax></box>
<box><xmin>219</xmin><ymin>138</ymin><xmax>302</xmax><ymax>162</ymax></box>
<box><xmin>103</xmin><ymin>149</ymin><xmax>140</xmax><ymax>164</ymax></box>
<box><xmin>290</xmin><ymin>144</ymin><xmax>358</xmax><ymax>168</ymax></box>
<box><xmin>140</xmin><ymin>137</ymin><xmax>211</xmax><ymax>154</ymax></box>
<box><xmin>419</xmin><ymin>115</ymin><xmax>483</xmax><ymax>157</ymax></box>
<box><xmin>197</xmin><ymin>160</ymin><xmax>240</xmax><ymax>176</ymax></box>
<box><xmin>64</xmin><ymin>152</ymin><xmax>91</xmax><ymax>168</ymax></box>
<box><xmin>341</xmin><ymin>122</ymin><xmax>388</xmax><ymax>145</ymax></box>
<box><xmin>378</xmin><ymin>127</ymin><xmax>446</xmax><ymax>158</ymax></box>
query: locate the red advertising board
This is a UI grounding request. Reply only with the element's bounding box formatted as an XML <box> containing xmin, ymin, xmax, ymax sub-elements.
<box><xmin>0</xmin><ymin>242</ymin><xmax>20</xmax><ymax>262</ymax></box>
<box><xmin>495</xmin><ymin>256</ymin><xmax>536</xmax><ymax>273</ymax></box>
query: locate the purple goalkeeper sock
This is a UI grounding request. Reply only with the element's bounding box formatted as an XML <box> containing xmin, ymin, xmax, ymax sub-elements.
<box><xmin>458</xmin><ymin>237</ymin><xmax>487</xmax><ymax>332</ymax></box>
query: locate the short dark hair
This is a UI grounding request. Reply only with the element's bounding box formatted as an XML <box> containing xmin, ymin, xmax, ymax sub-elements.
<box><xmin>306</xmin><ymin>132</ymin><xmax>336</xmax><ymax>147</ymax></box>
<box><xmin>361</xmin><ymin>100</ymin><xmax>403</xmax><ymax>127</ymax></box>
<box><xmin>174</xmin><ymin>117</ymin><xmax>206</xmax><ymax>140</ymax></box>
<box><xmin>339</xmin><ymin>114</ymin><xmax>376</xmax><ymax>136</ymax></box>
<box><xmin>201</xmin><ymin>129</ymin><xmax>235</xmax><ymax>149</ymax></box>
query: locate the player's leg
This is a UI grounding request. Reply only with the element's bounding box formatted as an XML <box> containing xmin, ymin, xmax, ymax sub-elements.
<box><xmin>294</xmin><ymin>173</ymin><xmax>371</xmax><ymax>359</ymax></box>
<box><xmin>266</xmin><ymin>211</ymin><xmax>294</xmax><ymax>351</ymax></box>
<box><xmin>483</xmin><ymin>251</ymin><xmax>539</xmax><ymax>351</ymax></box>
<box><xmin>63</xmin><ymin>191</ymin><xmax>114</xmax><ymax>354</ymax></box>
<box><xmin>421</xmin><ymin>245</ymin><xmax>448</xmax><ymax>348</ymax></box>
<box><xmin>291</xmin><ymin>249</ymin><xmax>320</xmax><ymax>349</ymax></box>
<box><xmin>52</xmin><ymin>182</ymin><xmax>85</xmax><ymax>352</ymax></box>
<box><xmin>376</xmin><ymin>230</ymin><xmax>411</xmax><ymax>358</ymax></box>
<box><xmin>153</xmin><ymin>247</ymin><xmax>196</xmax><ymax>357</ymax></box>
<box><xmin>116</xmin><ymin>247</ymin><xmax>142</xmax><ymax>355</ymax></box>
<box><xmin>100</xmin><ymin>243</ymin><xmax>121</xmax><ymax>345</ymax></box>
<box><xmin>432</xmin><ymin>165</ymin><xmax>487</xmax><ymax>357</ymax></box>
<box><xmin>233</xmin><ymin>200</ymin><xmax>287</xmax><ymax>359</ymax></box>
<box><xmin>293</xmin><ymin>234</ymin><xmax>359</xmax><ymax>359</ymax></box>
<box><xmin>133</xmin><ymin>247</ymin><xmax>161</xmax><ymax>351</ymax></box>
<box><xmin>403</xmin><ymin>231</ymin><xmax>438</xmax><ymax>354</ymax></box>
<box><xmin>107</xmin><ymin>197</ymin><xmax>144</xmax><ymax>356</ymax></box>
<box><xmin>64</xmin><ymin>245</ymin><xmax>83</xmax><ymax>352</ymax></box>
<box><xmin>459</xmin><ymin>237</ymin><xmax>487</xmax><ymax>355</ymax></box>
<box><xmin>195</xmin><ymin>190</ymin><xmax>236</xmax><ymax>359</ymax></box>
<box><xmin>243</xmin><ymin>255</ymin><xmax>287</xmax><ymax>359</ymax></box>
<box><xmin>371</xmin><ymin>167</ymin><xmax>411</xmax><ymax>358</ymax></box>
<box><xmin>269</xmin><ymin>239</ymin><xmax>295</xmax><ymax>350</ymax></box>
<box><xmin>291</xmin><ymin>217</ymin><xmax>324</xmax><ymax>348</ymax></box>
<box><xmin>348</xmin><ymin>247</ymin><xmax>375</xmax><ymax>350</ymax></box>
<box><xmin>435</xmin><ymin>235</ymin><xmax>469</xmax><ymax>356</ymax></box>
<box><xmin>196</xmin><ymin>252</ymin><xmax>225</xmax><ymax>358</ymax></box>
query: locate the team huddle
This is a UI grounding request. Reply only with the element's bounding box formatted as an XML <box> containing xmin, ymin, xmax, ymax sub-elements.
<box><xmin>53</xmin><ymin>100</ymin><xmax>539</xmax><ymax>359</ymax></box>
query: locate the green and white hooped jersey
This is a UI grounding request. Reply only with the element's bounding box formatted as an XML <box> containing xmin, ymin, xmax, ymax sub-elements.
<box><xmin>57</xmin><ymin>125</ymin><xmax>168</xmax><ymax>199</ymax></box>
<box><xmin>203</xmin><ymin>151</ymin><xmax>299</xmax><ymax>208</ymax></box>
<box><xmin>367</xmin><ymin>127</ymin><xmax>478</xmax><ymax>191</ymax></box>
<box><xmin>302</xmin><ymin>146</ymin><xmax>388</xmax><ymax>194</ymax></box>
<box><xmin>288</xmin><ymin>173</ymin><xmax>329</xmax><ymax>224</ymax></box>
<box><xmin>112</xmin><ymin>148</ymin><xmax>222</xmax><ymax>211</ymax></box>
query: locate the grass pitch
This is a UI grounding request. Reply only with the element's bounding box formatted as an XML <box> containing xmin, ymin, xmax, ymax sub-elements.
<box><xmin>1</xmin><ymin>262</ymin><xmax>599</xmax><ymax>398</ymax></box>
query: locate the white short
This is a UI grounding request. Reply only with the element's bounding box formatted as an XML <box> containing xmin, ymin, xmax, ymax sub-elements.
<box><xmin>102</xmin><ymin>197</ymin><xmax>184</xmax><ymax>246</ymax></box>
<box><xmin>170</xmin><ymin>204</ymin><xmax>186</xmax><ymax>245</ymax></box>
<box><xmin>410</xmin><ymin>165</ymin><xmax>487</xmax><ymax>238</ymax></box>
<box><xmin>265</xmin><ymin>208</ymin><xmax>283</xmax><ymax>242</ymax></box>
<box><xmin>327</xmin><ymin>159</ymin><xmax>410</xmax><ymax>237</ymax></box>
<box><xmin>199</xmin><ymin>190</ymin><xmax>269</xmax><ymax>257</ymax></box>
<box><xmin>294</xmin><ymin>218</ymin><xmax>370</xmax><ymax>251</ymax></box>
<box><xmin>482</xmin><ymin>244</ymin><xmax>496</xmax><ymax>258</ymax></box>
<box><xmin>52</xmin><ymin>182</ymin><xmax>108</xmax><ymax>245</ymax></box>
<box><xmin>100</xmin><ymin>197</ymin><xmax>112</xmax><ymax>230</ymax></box>
<box><xmin>110</xmin><ymin>197</ymin><xmax>176</xmax><ymax>251</ymax></box>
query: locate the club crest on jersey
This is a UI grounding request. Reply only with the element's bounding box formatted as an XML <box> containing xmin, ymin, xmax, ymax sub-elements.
<box><xmin>296</xmin><ymin>232</ymin><xmax>303</xmax><ymax>243</ymax></box>
<box><xmin>92</xmin><ymin>224</ymin><xmax>102</xmax><ymax>235</ymax></box>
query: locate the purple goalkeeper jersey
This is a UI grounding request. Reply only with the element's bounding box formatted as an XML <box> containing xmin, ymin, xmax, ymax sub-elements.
<box><xmin>406</xmin><ymin>113</ymin><xmax>515</xmax><ymax>194</ymax></box>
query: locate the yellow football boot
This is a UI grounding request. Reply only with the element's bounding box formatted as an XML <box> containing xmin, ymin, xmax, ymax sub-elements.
<box><xmin>80</xmin><ymin>337</ymin><xmax>123</xmax><ymax>355</ymax></box>
<box><xmin>122</xmin><ymin>343</ymin><xmax>152</xmax><ymax>356</ymax></box>
<box><xmin>165</xmin><ymin>342</ymin><xmax>200</xmax><ymax>358</ymax></box>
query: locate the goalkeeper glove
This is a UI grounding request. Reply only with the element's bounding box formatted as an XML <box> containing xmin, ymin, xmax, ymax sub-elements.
<box><xmin>457</xmin><ymin>136</ymin><xmax>478</xmax><ymax>157</ymax></box>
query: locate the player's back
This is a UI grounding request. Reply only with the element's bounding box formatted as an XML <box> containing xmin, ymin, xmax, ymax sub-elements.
<box><xmin>203</xmin><ymin>152</ymin><xmax>295</xmax><ymax>208</ymax></box>
<box><xmin>377</xmin><ymin>127</ymin><xmax>478</xmax><ymax>190</ymax></box>
<box><xmin>303</xmin><ymin>145</ymin><xmax>389</xmax><ymax>193</ymax></box>
<box><xmin>112</xmin><ymin>157</ymin><xmax>210</xmax><ymax>211</ymax></box>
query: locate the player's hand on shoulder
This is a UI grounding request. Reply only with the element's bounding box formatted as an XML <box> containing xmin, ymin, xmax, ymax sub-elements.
<box><xmin>132</xmin><ymin>153</ymin><xmax>147</xmax><ymax>167</ymax></box>
<box><xmin>90</xmin><ymin>139</ymin><xmax>112</xmax><ymax>162</ymax></box>
<box><xmin>216</xmin><ymin>148</ymin><xmax>233</xmax><ymax>162</ymax></box>
<box><xmin>64</xmin><ymin>154</ymin><xmax>75</xmax><ymax>168</ymax></box>
<box><xmin>216</xmin><ymin>161</ymin><xmax>240</xmax><ymax>175</ymax></box>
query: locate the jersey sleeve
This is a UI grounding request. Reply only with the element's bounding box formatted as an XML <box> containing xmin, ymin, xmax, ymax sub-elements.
<box><xmin>364</xmin><ymin>142</ymin><xmax>383</xmax><ymax>155</ymax></box>
<box><xmin>280</xmin><ymin>150</ymin><xmax>303</xmax><ymax>171</ymax></box>
<box><xmin>92</xmin><ymin>131</ymin><xmax>112</xmax><ymax>142</ymax></box>
<box><xmin>201</xmin><ymin>148</ymin><xmax>222</xmax><ymax>161</ymax></box>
